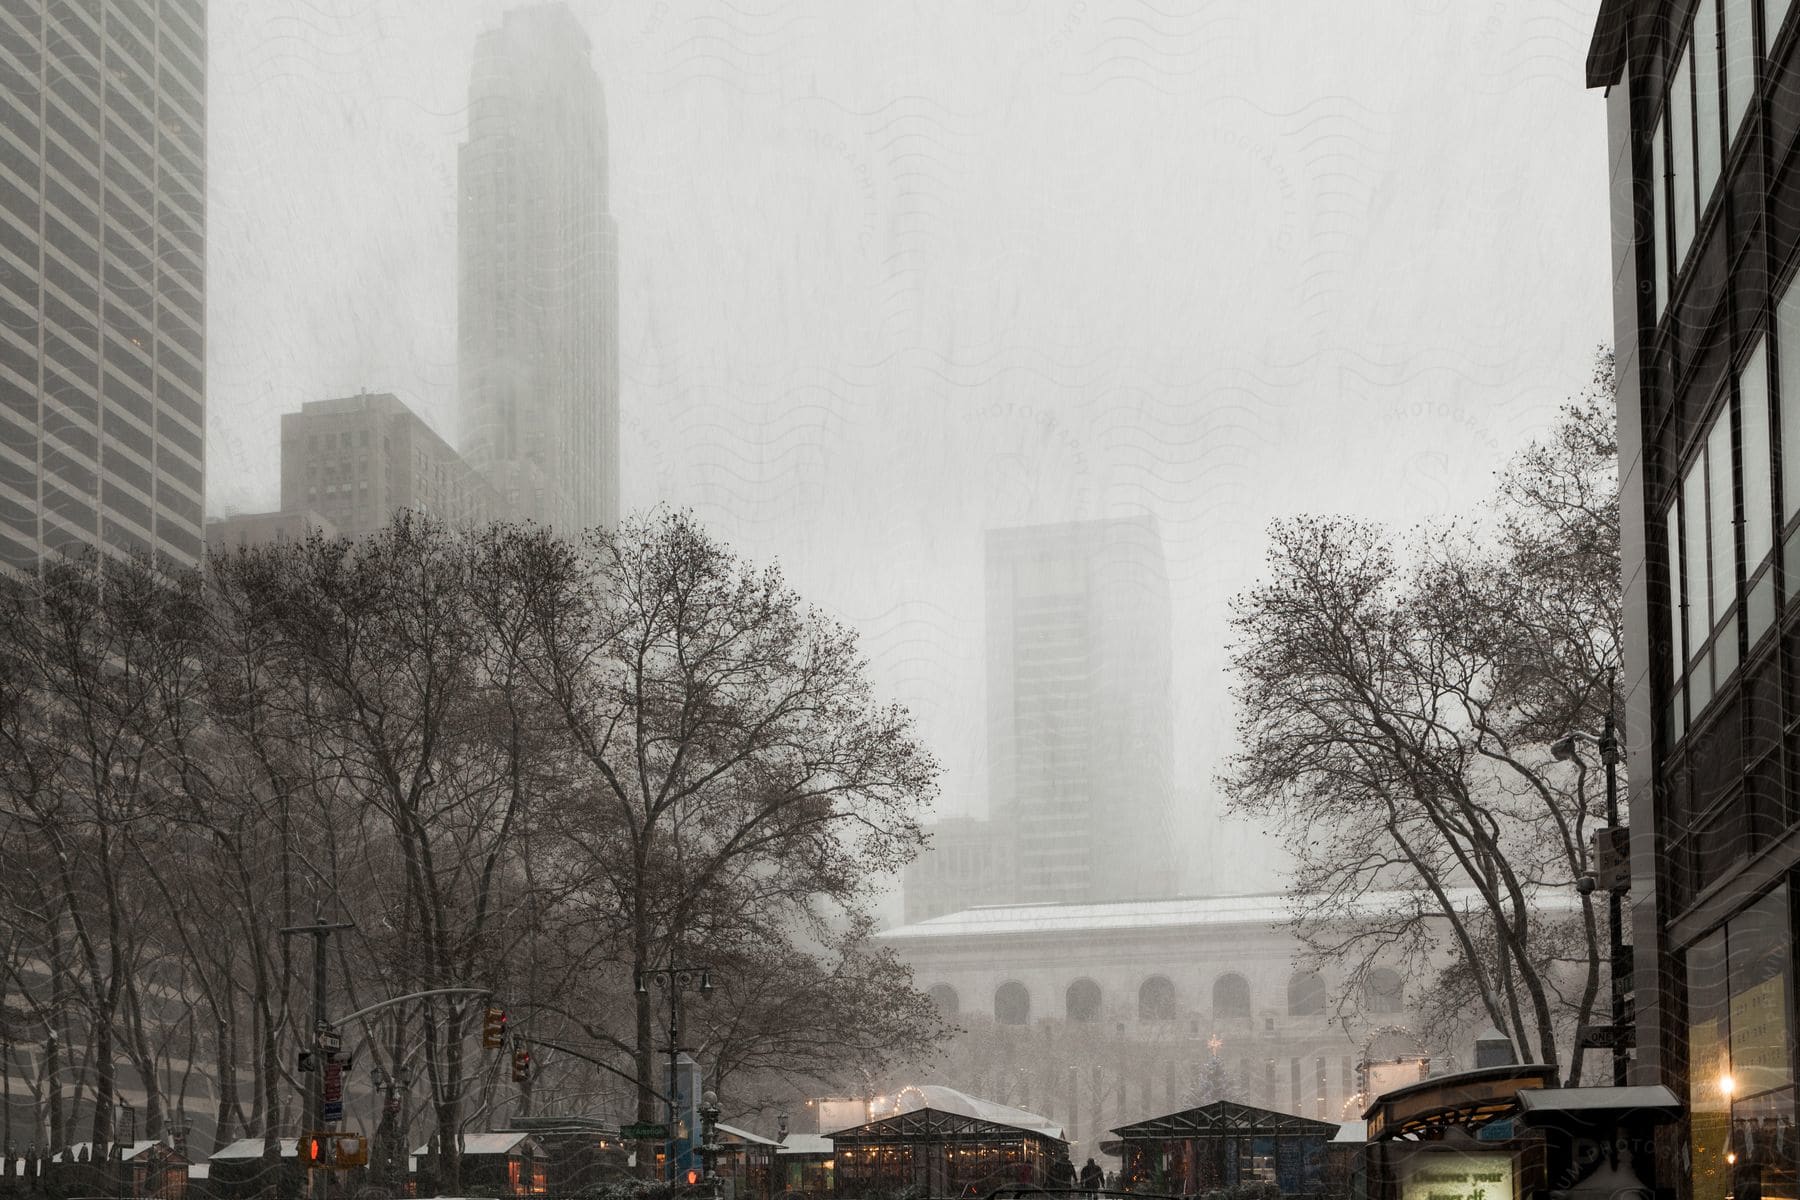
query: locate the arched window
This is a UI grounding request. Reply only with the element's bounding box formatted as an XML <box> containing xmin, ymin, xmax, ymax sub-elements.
<box><xmin>928</xmin><ymin>984</ymin><xmax>959</xmax><ymax>1017</ymax></box>
<box><xmin>1287</xmin><ymin>969</ymin><xmax>1326</xmax><ymax>1016</ymax></box>
<box><xmin>1138</xmin><ymin>975</ymin><xmax>1179</xmax><ymax>1022</ymax></box>
<box><xmin>1364</xmin><ymin>968</ymin><xmax>1404</xmax><ymax>1014</ymax></box>
<box><xmin>1213</xmin><ymin>973</ymin><xmax>1252</xmax><ymax>1020</ymax></box>
<box><xmin>1066</xmin><ymin>978</ymin><xmax>1102</xmax><ymax>1022</ymax></box>
<box><xmin>995</xmin><ymin>981</ymin><xmax>1031</xmax><ymax>1025</ymax></box>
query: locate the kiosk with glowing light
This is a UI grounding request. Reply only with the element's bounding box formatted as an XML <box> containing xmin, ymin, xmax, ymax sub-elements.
<box><xmin>826</xmin><ymin>1088</ymin><xmax>1066</xmax><ymax>1197</ymax></box>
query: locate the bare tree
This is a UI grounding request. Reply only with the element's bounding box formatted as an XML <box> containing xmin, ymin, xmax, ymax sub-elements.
<box><xmin>1223</xmin><ymin>354</ymin><xmax>1620</xmax><ymax>1082</ymax></box>
<box><xmin>514</xmin><ymin>509</ymin><xmax>940</xmax><ymax>1150</ymax></box>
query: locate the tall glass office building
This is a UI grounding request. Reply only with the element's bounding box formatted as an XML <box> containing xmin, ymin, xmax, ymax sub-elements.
<box><xmin>1591</xmin><ymin>2</ymin><xmax>1800</xmax><ymax>1197</ymax></box>
<box><xmin>0</xmin><ymin>1</ymin><xmax>206</xmax><ymax>571</ymax></box>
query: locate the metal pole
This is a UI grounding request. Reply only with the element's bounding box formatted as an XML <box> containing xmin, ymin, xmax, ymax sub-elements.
<box><xmin>668</xmin><ymin>985</ymin><xmax>680</xmax><ymax>1182</ymax></box>
<box><xmin>1602</xmin><ymin>704</ymin><xmax>1627</xmax><ymax>1087</ymax></box>
<box><xmin>280</xmin><ymin>917</ymin><xmax>353</xmax><ymax>1200</ymax></box>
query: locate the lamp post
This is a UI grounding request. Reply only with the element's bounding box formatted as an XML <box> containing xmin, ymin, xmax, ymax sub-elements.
<box><xmin>699</xmin><ymin>1090</ymin><xmax>723</xmax><ymax>1198</ymax></box>
<box><xmin>635</xmin><ymin>964</ymin><xmax>713</xmax><ymax>1180</ymax></box>
<box><xmin>1552</xmin><ymin>697</ymin><xmax>1629</xmax><ymax>1087</ymax></box>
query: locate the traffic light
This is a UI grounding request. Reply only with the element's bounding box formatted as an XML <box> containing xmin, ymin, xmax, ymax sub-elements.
<box><xmin>304</xmin><ymin>1135</ymin><xmax>329</xmax><ymax>1167</ymax></box>
<box><xmin>511</xmin><ymin>1047</ymin><xmax>531</xmax><ymax>1083</ymax></box>
<box><xmin>685</xmin><ymin>1168</ymin><xmax>701</xmax><ymax>1187</ymax></box>
<box><xmin>483</xmin><ymin>1005</ymin><xmax>508</xmax><ymax>1049</ymax></box>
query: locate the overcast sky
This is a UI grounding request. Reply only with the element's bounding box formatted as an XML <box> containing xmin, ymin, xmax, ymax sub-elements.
<box><xmin>206</xmin><ymin>0</ymin><xmax>1613</xmax><ymax>900</ymax></box>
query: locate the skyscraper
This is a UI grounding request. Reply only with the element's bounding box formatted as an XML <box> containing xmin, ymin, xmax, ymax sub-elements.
<box><xmin>985</xmin><ymin>516</ymin><xmax>1176</xmax><ymax>904</ymax></box>
<box><xmin>0</xmin><ymin>1</ymin><xmax>207</xmax><ymax>572</ymax></box>
<box><xmin>1590</xmin><ymin>0</ymin><xmax>1800</xmax><ymax>1164</ymax></box>
<box><xmin>457</xmin><ymin>3</ymin><xmax>619</xmax><ymax>533</ymax></box>
<box><xmin>279</xmin><ymin>391</ymin><xmax>498</xmax><ymax>538</ymax></box>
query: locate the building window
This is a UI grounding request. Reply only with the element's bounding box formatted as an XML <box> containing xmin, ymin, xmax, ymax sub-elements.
<box><xmin>1213</xmin><ymin>973</ymin><xmax>1252</xmax><ymax>1020</ymax></box>
<box><xmin>1724</xmin><ymin>0</ymin><xmax>1756</xmax><ymax>141</ymax></box>
<box><xmin>1673</xmin><ymin>43</ymin><xmax>1697</xmax><ymax>268</ymax></box>
<box><xmin>1066</xmin><ymin>978</ymin><xmax>1102</xmax><ymax>1022</ymax></box>
<box><xmin>1686</xmin><ymin>887</ymin><xmax>1795</xmax><ymax>1200</ymax></box>
<box><xmin>1773</xmin><ymin>0</ymin><xmax>1798</xmax><ymax>51</ymax></box>
<box><xmin>1672</xmin><ymin>397</ymin><xmax>1739</xmax><ymax>721</ymax></box>
<box><xmin>1138</xmin><ymin>975</ymin><xmax>1179</xmax><ymax>1022</ymax></box>
<box><xmin>1743</xmin><ymin>342</ymin><xmax>1777</xmax><ymax>645</ymax></box>
<box><xmin>1780</xmin><ymin>278</ymin><xmax>1800</xmax><ymax>525</ymax></box>
<box><xmin>1653</xmin><ymin>116</ymin><xmax>1668</xmax><ymax>317</ymax></box>
<box><xmin>1666</xmin><ymin>500</ymin><xmax>1684</xmax><ymax>727</ymax></box>
<box><xmin>1696</xmin><ymin>0</ymin><xmax>1723</xmax><ymax>210</ymax></box>
<box><xmin>1363</xmin><ymin>968</ymin><xmax>1405</xmax><ymax>1014</ymax></box>
<box><xmin>1287</xmin><ymin>970</ymin><xmax>1326</xmax><ymax>1017</ymax></box>
<box><xmin>994</xmin><ymin>981</ymin><xmax>1030</xmax><ymax>1026</ymax></box>
<box><xmin>927</xmin><ymin>984</ymin><xmax>958</xmax><ymax>1017</ymax></box>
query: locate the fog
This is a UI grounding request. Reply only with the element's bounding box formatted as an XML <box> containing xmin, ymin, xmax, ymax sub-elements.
<box><xmin>205</xmin><ymin>0</ymin><xmax>1612</xmax><ymax>901</ymax></box>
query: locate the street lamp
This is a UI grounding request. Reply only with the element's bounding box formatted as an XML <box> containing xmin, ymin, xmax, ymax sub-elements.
<box><xmin>635</xmin><ymin>965</ymin><xmax>714</xmax><ymax>1180</ymax></box>
<box><xmin>1553</xmin><ymin>694</ymin><xmax>1630</xmax><ymax>1087</ymax></box>
<box><xmin>699</xmin><ymin>1090</ymin><xmax>723</xmax><ymax>1197</ymax></box>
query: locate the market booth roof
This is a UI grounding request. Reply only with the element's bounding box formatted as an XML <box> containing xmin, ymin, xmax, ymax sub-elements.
<box><xmin>1113</xmin><ymin>1100</ymin><xmax>1341</xmax><ymax>1140</ymax></box>
<box><xmin>827</xmin><ymin>1106</ymin><xmax>1061</xmax><ymax>1145</ymax></box>
<box><xmin>1362</xmin><ymin>1064</ymin><xmax>1557</xmax><ymax>1141</ymax></box>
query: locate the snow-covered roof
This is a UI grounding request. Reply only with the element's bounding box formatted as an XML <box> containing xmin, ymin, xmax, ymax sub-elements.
<box><xmin>52</xmin><ymin>1140</ymin><xmax>162</xmax><ymax>1163</ymax></box>
<box><xmin>716</xmin><ymin>1123</ymin><xmax>781</xmax><ymax>1147</ymax></box>
<box><xmin>1332</xmin><ymin>1121</ymin><xmax>1366</xmax><ymax>1144</ymax></box>
<box><xmin>410</xmin><ymin>1132</ymin><xmax>537</xmax><ymax>1157</ymax></box>
<box><xmin>837</xmin><ymin>1085</ymin><xmax>1063</xmax><ymax>1142</ymax></box>
<box><xmin>209</xmin><ymin>1138</ymin><xmax>299</xmax><ymax>1161</ymax></box>
<box><xmin>777</xmin><ymin>1134</ymin><xmax>834</xmax><ymax>1156</ymax></box>
<box><xmin>880</xmin><ymin>889</ymin><xmax>1581</xmax><ymax>940</ymax></box>
<box><xmin>189</xmin><ymin>1164</ymin><xmax>210</xmax><ymax>1180</ymax></box>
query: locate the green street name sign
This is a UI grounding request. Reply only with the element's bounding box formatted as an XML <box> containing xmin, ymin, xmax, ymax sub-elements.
<box><xmin>621</xmin><ymin>1123</ymin><xmax>670</xmax><ymax>1140</ymax></box>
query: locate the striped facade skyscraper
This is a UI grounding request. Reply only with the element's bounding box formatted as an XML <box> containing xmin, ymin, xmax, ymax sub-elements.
<box><xmin>985</xmin><ymin>516</ymin><xmax>1178</xmax><ymax>904</ymax></box>
<box><xmin>457</xmin><ymin>3</ymin><xmax>619</xmax><ymax>533</ymax></box>
<box><xmin>0</xmin><ymin>1</ymin><xmax>207</xmax><ymax>571</ymax></box>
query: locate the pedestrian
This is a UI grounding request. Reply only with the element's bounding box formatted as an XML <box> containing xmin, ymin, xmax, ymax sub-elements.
<box><xmin>1051</xmin><ymin>1152</ymin><xmax>1078</xmax><ymax>1191</ymax></box>
<box><xmin>1080</xmin><ymin>1157</ymin><xmax>1104</xmax><ymax>1195</ymax></box>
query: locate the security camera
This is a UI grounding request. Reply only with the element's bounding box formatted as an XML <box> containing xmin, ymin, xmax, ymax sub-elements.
<box><xmin>1575</xmin><ymin>874</ymin><xmax>1598</xmax><ymax>896</ymax></box>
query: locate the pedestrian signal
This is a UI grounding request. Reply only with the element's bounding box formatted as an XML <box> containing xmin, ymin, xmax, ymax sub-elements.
<box><xmin>685</xmin><ymin>1168</ymin><xmax>702</xmax><ymax>1186</ymax></box>
<box><xmin>511</xmin><ymin>1047</ymin><xmax>531</xmax><ymax>1082</ymax></box>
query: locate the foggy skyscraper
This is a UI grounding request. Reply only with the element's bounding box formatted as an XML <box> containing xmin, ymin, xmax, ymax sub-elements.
<box><xmin>0</xmin><ymin>1</ymin><xmax>207</xmax><ymax>571</ymax></box>
<box><xmin>457</xmin><ymin>3</ymin><xmax>619</xmax><ymax>532</ymax></box>
<box><xmin>986</xmin><ymin>516</ymin><xmax>1177</xmax><ymax>904</ymax></box>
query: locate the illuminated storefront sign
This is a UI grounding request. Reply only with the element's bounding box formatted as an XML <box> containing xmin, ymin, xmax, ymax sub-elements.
<box><xmin>1400</xmin><ymin>1151</ymin><xmax>1516</xmax><ymax>1200</ymax></box>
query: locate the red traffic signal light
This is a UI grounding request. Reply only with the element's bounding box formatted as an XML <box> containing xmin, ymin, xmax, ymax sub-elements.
<box><xmin>511</xmin><ymin>1048</ymin><xmax>531</xmax><ymax>1082</ymax></box>
<box><xmin>685</xmin><ymin>1169</ymin><xmax>702</xmax><ymax>1186</ymax></box>
<box><xmin>304</xmin><ymin>1135</ymin><xmax>328</xmax><ymax>1167</ymax></box>
<box><xmin>483</xmin><ymin>1005</ymin><xmax>508</xmax><ymax>1050</ymax></box>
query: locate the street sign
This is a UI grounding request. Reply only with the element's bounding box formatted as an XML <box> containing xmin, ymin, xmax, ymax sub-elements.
<box><xmin>318</xmin><ymin>1028</ymin><xmax>342</xmax><ymax>1052</ymax></box>
<box><xmin>622</xmin><ymin>1123</ymin><xmax>670</xmax><ymax>1140</ymax></box>
<box><xmin>322</xmin><ymin>1099</ymin><xmax>344</xmax><ymax>1123</ymax></box>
